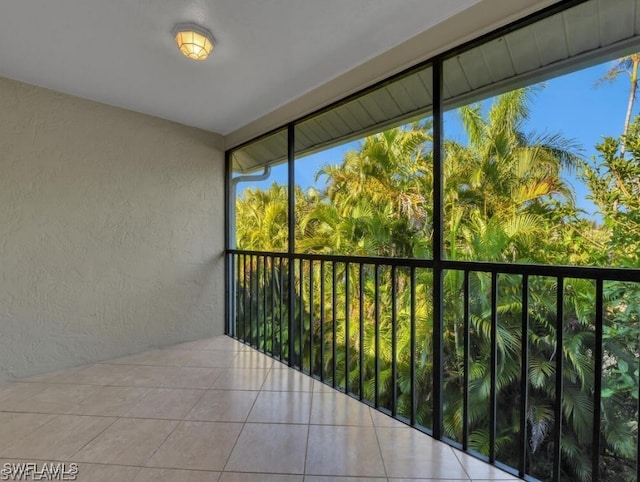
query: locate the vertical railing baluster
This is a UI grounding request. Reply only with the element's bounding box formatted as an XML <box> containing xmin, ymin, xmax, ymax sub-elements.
<box><xmin>463</xmin><ymin>270</ymin><xmax>470</xmax><ymax>450</ymax></box>
<box><xmin>224</xmin><ymin>149</ymin><xmax>231</xmax><ymax>336</ymax></box>
<box><xmin>247</xmin><ymin>255</ymin><xmax>252</xmax><ymax>346</ymax></box>
<box><xmin>257</xmin><ymin>256</ymin><xmax>261</xmax><ymax>350</ymax></box>
<box><xmin>375</xmin><ymin>263</ymin><xmax>380</xmax><ymax>408</ymax></box>
<box><xmin>238</xmin><ymin>255</ymin><xmax>242</xmax><ymax>342</ymax></box>
<box><xmin>254</xmin><ymin>255</ymin><xmax>259</xmax><ymax>348</ymax></box>
<box><xmin>271</xmin><ymin>256</ymin><xmax>276</xmax><ymax>356</ymax></box>
<box><xmin>263</xmin><ymin>255</ymin><xmax>267</xmax><ymax>353</ymax></box>
<box><xmin>228</xmin><ymin>253</ymin><xmax>232</xmax><ymax>337</ymax></box>
<box><xmin>320</xmin><ymin>260</ymin><xmax>326</xmax><ymax>382</ymax></box>
<box><xmin>360</xmin><ymin>263</ymin><xmax>365</xmax><ymax>401</ymax></box>
<box><xmin>255</xmin><ymin>255</ymin><xmax>260</xmax><ymax>349</ymax></box>
<box><xmin>345</xmin><ymin>262</ymin><xmax>351</xmax><ymax>393</ymax></box>
<box><xmin>279</xmin><ymin>257</ymin><xmax>284</xmax><ymax>360</ymax></box>
<box><xmin>592</xmin><ymin>279</ymin><xmax>603</xmax><ymax>482</ymax></box>
<box><xmin>242</xmin><ymin>254</ymin><xmax>247</xmax><ymax>343</ymax></box>
<box><xmin>489</xmin><ymin>272</ymin><xmax>498</xmax><ymax>463</ymax></box>
<box><xmin>519</xmin><ymin>274</ymin><xmax>530</xmax><ymax>478</ymax></box>
<box><xmin>247</xmin><ymin>254</ymin><xmax>251</xmax><ymax>344</ymax></box>
<box><xmin>410</xmin><ymin>266</ymin><xmax>416</xmax><ymax>426</ymax></box>
<box><xmin>287</xmin><ymin>123</ymin><xmax>295</xmax><ymax>367</ymax></box>
<box><xmin>249</xmin><ymin>255</ymin><xmax>254</xmax><ymax>347</ymax></box>
<box><xmin>432</xmin><ymin>269</ymin><xmax>444</xmax><ymax>438</ymax></box>
<box><xmin>309</xmin><ymin>260</ymin><xmax>315</xmax><ymax>377</ymax></box>
<box><xmin>244</xmin><ymin>254</ymin><xmax>249</xmax><ymax>344</ymax></box>
<box><xmin>391</xmin><ymin>265</ymin><xmax>398</xmax><ymax>416</ymax></box>
<box><xmin>234</xmin><ymin>254</ymin><xmax>244</xmax><ymax>341</ymax></box>
<box><xmin>552</xmin><ymin>276</ymin><xmax>564</xmax><ymax>482</ymax></box>
<box><xmin>288</xmin><ymin>254</ymin><xmax>295</xmax><ymax>367</ymax></box>
<box><xmin>332</xmin><ymin>261</ymin><xmax>337</xmax><ymax>387</ymax></box>
<box><xmin>299</xmin><ymin>258</ymin><xmax>304</xmax><ymax>370</ymax></box>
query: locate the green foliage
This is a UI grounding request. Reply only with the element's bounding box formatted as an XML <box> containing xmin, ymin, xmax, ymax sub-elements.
<box><xmin>583</xmin><ymin>117</ymin><xmax>640</xmax><ymax>266</ymax></box>
<box><xmin>234</xmin><ymin>91</ymin><xmax>640</xmax><ymax>482</ymax></box>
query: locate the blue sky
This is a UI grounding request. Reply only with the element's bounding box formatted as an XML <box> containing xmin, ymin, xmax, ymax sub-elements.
<box><xmin>238</xmin><ymin>59</ymin><xmax>636</xmax><ymax>222</ymax></box>
<box><xmin>526</xmin><ymin>62</ymin><xmax>632</xmax><ymax>217</ymax></box>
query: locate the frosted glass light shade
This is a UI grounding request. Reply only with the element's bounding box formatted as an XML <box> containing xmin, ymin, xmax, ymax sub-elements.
<box><xmin>173</xmin><ymin>23</ymin><xmax>215</xmax><ymax>61</ymax></box>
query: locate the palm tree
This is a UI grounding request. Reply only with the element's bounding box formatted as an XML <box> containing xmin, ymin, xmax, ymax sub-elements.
<box><xmin>299</xmin><ymin>122</ymin><xmax>433</xmax><ymax>258</ymax></box>
<box><xmin>596</xmin><ymin>54</ymin><xmax>640</xmax><ymax>155</ymax></box>
<box><xmin>444</xmin><ymin>88</ymin><xmax>582</xmax><ymax>263</ymax></box>
<box><xmin>235</xmin><ymin>183</ymin><xmax>289</xmax><ymax>251</ymax></box>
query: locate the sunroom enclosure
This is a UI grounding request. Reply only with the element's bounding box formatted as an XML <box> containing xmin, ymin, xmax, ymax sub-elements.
<box><xmin>226</xmin><ymin>1</ymin><xmax>640</xmax><ymax>481</ymax></box>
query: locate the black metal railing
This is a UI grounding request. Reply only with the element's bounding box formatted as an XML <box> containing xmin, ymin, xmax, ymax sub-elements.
<box><xmin>225</xmin><ymin>249</ymin><xmax>640</xmax><ymax>482</ymax></box>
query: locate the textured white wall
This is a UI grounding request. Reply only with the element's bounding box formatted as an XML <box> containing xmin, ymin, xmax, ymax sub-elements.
<box><xmin>0</xmin><ymin>77</ymin><xmax>226</xmax><ymax>381</ymax></box>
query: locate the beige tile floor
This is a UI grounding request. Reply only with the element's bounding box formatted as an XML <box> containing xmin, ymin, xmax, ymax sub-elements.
<box><xmin>0</xmin><ymin>336</ymin><xmax>520</xmax><ymax>481</ymax></box>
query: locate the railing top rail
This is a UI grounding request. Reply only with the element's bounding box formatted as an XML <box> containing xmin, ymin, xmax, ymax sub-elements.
<box><xmin>227</xmin><ymin>249</ymin><xmax>640</xmax><ymax>282</ymax></box>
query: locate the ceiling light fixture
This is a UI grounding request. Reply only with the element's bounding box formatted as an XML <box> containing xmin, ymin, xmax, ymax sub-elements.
<box><xmin>172</xmin><ymin>23</ymin><xmax>215</xmax><ymax>61</ymax></box>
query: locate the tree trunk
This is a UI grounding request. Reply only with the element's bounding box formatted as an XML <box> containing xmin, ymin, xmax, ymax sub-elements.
<box><xmin>621</xmin><ymin>54</ymin><xmax>640</xmax><ymax>156</ymax></box>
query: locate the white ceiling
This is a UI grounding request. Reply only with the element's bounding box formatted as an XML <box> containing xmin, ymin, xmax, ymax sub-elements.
<box><xmin>0</xmin><ymin>0</ymin><xmax>483</xmax><ymax>135</ymax></box>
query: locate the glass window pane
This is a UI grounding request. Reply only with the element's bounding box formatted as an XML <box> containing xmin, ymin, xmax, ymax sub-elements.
<box><xmin>294</xmin><ymin>65</ymin><xmax>434</xmax><ymax>259</ymax></box>
<box><xmin>443</xmin><ymin>0</ymin><xmax>640</xmax><ymax>269</ymax></box>
<box><xmin>231</xmin><ymin>129</ymin><xmax>288</xmax><ymax>252</ymax></box>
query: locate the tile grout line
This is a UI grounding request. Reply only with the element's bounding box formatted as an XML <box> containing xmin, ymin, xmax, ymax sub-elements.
<box><xmin>117</xmin><ymin>387</ymin><xmax>164</xmax><ymax>419</ymax></box>
<box><xmin>451</xmin><ymin>446</ymin><xmax>473</xmax><ymax>480</ymax></box>
<box><xmin>217</xmin><ymin>364</ymin><xmax>272</xmax><ymax>475</ymax></box>
<box><xmin>0</xmin><ymin>457</ymin><xmax>152</xmax><ymax>472</ymax></box>
<box><xmin>65</xmin><ymin>413</ymin><xmax>121</xmax><ymax>461</ymax></box>
<box><xmin>133</xmin><ymin>418</ymin><xmax>181</xmax><ymax>470</ymax></box>
<box><xmin>302</xmin><ymin>380</ymin><xmax>316</xmax><ymax>478</ymax></box>
<box><xmin>51</xmin><ymin>351</ymin><xmax>217</xmax><ymax>470</ymax></box>
<box><xmin>370</xmin><ymin>406</ymin><xmax>391</xmax><ymax>481</ymax></box>
<box><xmin>122</xmin><ymin>362</ymin><xmax>223</xmax><ymax>471</ymax></box>
<box><xmin>125</xmin><ymin>465</ymin><xmax>144</xmax><ymax>482</ymax></box>
<box><xmin>2</xmin><ymin>409</ymin><xmax>333</xmax><ymax>426</ymax></box>
<box><xmin>0</xmin><ymin>412</ymin><xmax>59</xmax><ymax>457</ymax></box>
